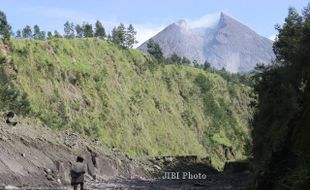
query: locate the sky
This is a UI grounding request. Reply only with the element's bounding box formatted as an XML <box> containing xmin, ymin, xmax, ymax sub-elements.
<box><xmin>1</xmin><ymin>0</ymin><xmax>309</xmax><ymax>46</ymax></box>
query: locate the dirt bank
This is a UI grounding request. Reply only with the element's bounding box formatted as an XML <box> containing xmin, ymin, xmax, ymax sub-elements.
<box><xmin>0</xmin><ymin>114</ymin><xmax>147</xmax><ymax>188</ymax></box>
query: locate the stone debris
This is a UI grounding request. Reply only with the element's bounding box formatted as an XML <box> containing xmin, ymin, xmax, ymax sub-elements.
<box><xmin>0</xmin><ymin>113</ymin><xmax>147</xmax><ymax>188</ymax></box>
<box><xmin>5</xmin><ymin>112</ymin><xmax>17</xmax><ymax>126</ymax></box>
<box><xmin>2</xmin><ymin>185</ymin><xmax>19</xmax><ymax>190</ymax></box>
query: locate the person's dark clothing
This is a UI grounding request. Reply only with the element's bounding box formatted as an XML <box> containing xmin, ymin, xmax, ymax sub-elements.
<box><xmin>70</xmin><ymin>162</ymin><xmax>85</xmax><ymax>190</ymax></box>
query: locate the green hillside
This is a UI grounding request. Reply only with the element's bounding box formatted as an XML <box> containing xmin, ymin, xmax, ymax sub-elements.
<box><xmin>0</xmin><ymin>39</ymin><xmax>254</xmax><ymax>169</ymax></box>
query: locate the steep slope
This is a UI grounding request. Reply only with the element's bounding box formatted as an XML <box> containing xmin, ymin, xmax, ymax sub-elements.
<box><xmin>205</xmin><ymin>13</ymin><xmax>275</xmax><ymax>72</ymax></box>
<box><xmin>0</xmin><ymin>113</ymin><xmax>147</xmax><ymax>187</ymax></box>
<box><xmin>139</xmin><ymin>20</ymin><xmax>205</xmax><ymax>63</ymax></box>
<box><xmin>0</xmin><ymin>39</ymin><xmax>254</xmax><ymax>169</ymax></box>
<box><xmin>138</xmin><ymin>13</ymin><xmax>275</xmax><ymax>73</ymax></box>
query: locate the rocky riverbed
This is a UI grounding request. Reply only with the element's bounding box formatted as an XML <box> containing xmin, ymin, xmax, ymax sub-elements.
<box><xmin>86</xmin><ymin>173</ymin><xmax>250</xmax><ymax>190</ymax></box>
<box><xmin>1</xmin><ymin>173</ymin><xmax>250</xmax><ymax>190</ymax></box>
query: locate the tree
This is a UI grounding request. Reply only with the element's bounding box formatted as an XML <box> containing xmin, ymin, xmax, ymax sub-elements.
<box><xmin>303</xmin><ymin>3</ymin><xmax>310</xmax><ymax>20</ymax></box>
<box><xmin>111</xmin><ymin>23</ymin><xmax>126</xmax><ymax>47</ymax></box>
<box><xmin>181</xmin><ymin>57</ymin><xmax>191</xmax><ymax>65</ymax></box>
<box><xmin>94</xmin><ymin>20</ymin><xmax>106</xmax><ymax>39</ymax></box>
<box><xmin>75</xmin><ymin>24</ymin><xmax>83</xmax><ymax>38</ymax></box>
<box><xmin>0</xmin><ymin>10</ymin><xmax>11</xmax><ymax>40</ymax></box>
<box><xmin>22</xmin><ymin>25</ymin><xmax>32</xmax><ymax>39</ymax></box>
<box><xmin>47</xmin><ymin>31</ymin><xmax>53</xmax><ymax>39</ymax></box>
<box><xmin>203</xmin><ymin>60</ymin><xmax>211</xmax><ymax>70</ymax></box>
<box><xmin>33</xmin><ymin>25</ymin><xmax>40</xmax><ymax>39</ymax></box>
<box><xmin>82</xmin><ymin>23</ymin><xmax>93</xmax><ymax>38</ymax></box>
<box><xmin>53</xmin><ymin>30</ymin><xmax>62</xmax><ymax>38</ymax></box>
<box><xmin>111</xmin><ymin>27</ymin><xmax>117</xmax><ymax>43</ymax></box>
<box><xmin>33</xmin><ymin>25</ymin><xmax>45</xmax><ymax>40</ymax></box>
<box><xmin>107</xmin><ymin>33</ymin><xmax>112</xmax><ymax>41</ymax></box>
<box><xmin>191</xmin><ymin>59</ymin><xmax>198</xmax><ymax>67</ymax></box>
<box><xmin>64</xmin><ymin>21</ymin><xmax>75</xmax><ymax>38</ymax></box>
<box><xmin>273</xmin><ymin>7</ymin><xmax>303</xmax><ymax>65</ymax></box>
<box><xmin>251</xmin><ymin>4</ymin><xmax>310</xmax><ymax>189</ymax></box>
<box><xmin>15</xmin><ymin>30</ymin><xmax>22</xmax><ymax>39</ymax></box>
<box><xmin>125</xmin><ymin>24</ymin><xmax>137</xmax><ymax>48</ymax></box>
<box><xmin>146</xmin><ymin>39</ymin><xmax>164</xmax><ymax>63</ymax></box>
<box><xmin>169</xmin><ymin>53</ymin><xmax>182</xmax><ymax>64</ymax></box>
<box><xmin>40</xmin><ymin>31</ymin><xmax>46</xmax><ymax>40</ymax></box>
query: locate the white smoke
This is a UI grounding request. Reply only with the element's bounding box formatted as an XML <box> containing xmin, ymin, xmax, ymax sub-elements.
<box><xmin>134</xmin><ymin>12</ymin><xmax>223</xmax><ymax>47</ymax></box>
<box><xmin>187</xmin><ymin>12</ymin><xmax>221</xmax><ymax>29</ymax></box>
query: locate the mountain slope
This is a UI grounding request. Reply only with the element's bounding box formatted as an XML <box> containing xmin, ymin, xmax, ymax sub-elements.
<box><xmin>138</xmin><ymin>13</ymin><xmax>275</xmax><ymax>73</ymax></box>
<box><xmin>0</xmin><ymin>39</ymin><xmax>254</xmax><ymax>169</ymax></box>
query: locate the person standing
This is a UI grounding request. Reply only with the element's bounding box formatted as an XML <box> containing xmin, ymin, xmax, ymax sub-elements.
<box><xmin>70</xmin><ymin>156</ymin><xmax>86</xmax><ymax>190</ymax></box>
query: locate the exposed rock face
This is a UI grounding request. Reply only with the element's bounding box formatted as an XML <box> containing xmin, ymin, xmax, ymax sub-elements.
<box><xmin>0</xmin><ymin>114</ymin><xmax>147</xmax><ymax>187</ymax></box>
<box><xmin>138</xmin><ymin>13</ymin><xmax>275</xmax><ymax>73</ymax></box>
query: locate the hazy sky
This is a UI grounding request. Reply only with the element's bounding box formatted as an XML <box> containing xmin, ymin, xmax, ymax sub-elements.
<box><xmin>1</xmin><ymin>0</ymin><xmax>309</xmax><ymax>45</ymax></box>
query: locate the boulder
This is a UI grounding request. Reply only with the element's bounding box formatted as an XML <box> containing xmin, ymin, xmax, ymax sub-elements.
<box><xmin>5</xmin><ymin>112</ymin><xmax>17</xmax><ymax>126</ymax></box>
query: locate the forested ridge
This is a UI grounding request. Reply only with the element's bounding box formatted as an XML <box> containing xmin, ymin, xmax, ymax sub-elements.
<box><xmin>251</xmin><ymin>3</ymin><xmax>310</xmax><ymax>190</ymax></box>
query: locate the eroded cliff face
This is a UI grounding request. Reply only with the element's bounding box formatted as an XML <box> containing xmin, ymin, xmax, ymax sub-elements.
<box><xmin>0</xmin><ymin>114</ymin><xmax>148</xmax><ymax>187</ymax></box>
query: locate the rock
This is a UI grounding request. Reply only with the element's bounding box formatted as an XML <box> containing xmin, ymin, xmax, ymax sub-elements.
<box><xmin>46</xmin><ymin>174</ymin><xmax>54</xmax><ymax>181</ymax></box>
<box><xmin>56</xmin><ymin>178</ymin><xmax>61</xmax><ymax>184</ymax></box>
<box><xmin>45</xmin><ymin>168</ymin><xmax>56</xmax><ymax>181</ymax></box>
<box><xmin>163</xmin><ymin>156</ymin><xmax>174</xmax><ymax>162</ymax></box>
<box><xmin>55</xmin><ymin>161</ymin><xmax>71</xmax><ymax>185</ymax></box>
<box><xmin>5</xmin><ymin>112</ymin><xmax>17</xmax><ymax>126</ymax></box>
<box><xmin>116</xmin><ymin>158</ymin><xmax>122</xmax><ymax>166</ymax></box>
<box><xmin>45</xmin><ymin>168</ymin><xmax>52</xmax><ymax>174</ymax></box>
<box><xmin>21</xmin><ymin>153</ymin><xmax>25</xmax><ymax>157</ymax></box>
<box><xmin>153</xmin><ymin>165</ymin><xmax>161</xmax><ymax>170</ymax></box>
<box><xmin>4</xmin><ymin>185</ymin><xmax>20</xmax><ymax>189</ymax></box>
<box><xmin>0</xmin><ymin>135</ymin><xmax>8</xmax><ymax>141</ymax></box>
<box><xmin>85</xmin><ymin>173</ymin><xmax>94</xmax><ymax>180</ymax></box>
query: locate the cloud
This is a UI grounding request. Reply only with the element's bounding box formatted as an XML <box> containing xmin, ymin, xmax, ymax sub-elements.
<box><xmin>133</xmin><ymin>12</ymin><xmax>223</xmax><ymax>47</ymax></box>
<box><xmin>187</xmin><ymin>12</ymin><xmax>222</xmax><ymax>28</ymax></box>
<box><xmin>17</xmin><ymin>6</ymin><xmax>103</xmax><ymax>33</ymax></box>
<box><xmin>19</xmin><ymin>6</ymin><xmax>96</xmax><ymax>23</ymax></box>
<box><xmin>134</xmin><ymin>23</ymin><xmax>166</xmax><ymax>47</ymax></box>
<box><xmin>269</xmin><ymin>34</ymin><xmax>277</xmax><ymax>41</ymax></box>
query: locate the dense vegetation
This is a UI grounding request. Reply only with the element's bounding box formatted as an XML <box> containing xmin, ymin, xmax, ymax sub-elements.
<box><xmin>0</xmin><ymin>38</ymin><xmax>254</xmax><ymax>169</ymax></box>
<box><xmin>252</xmin><ymin>3</ymin><xmax>310</xmax><ymax>190</ymax></box>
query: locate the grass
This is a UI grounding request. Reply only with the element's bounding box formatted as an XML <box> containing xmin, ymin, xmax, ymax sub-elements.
<box><xmin>0</xmin><ymin>39</ymin><xmax>254</xmax><ymax>169</ymax></box>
